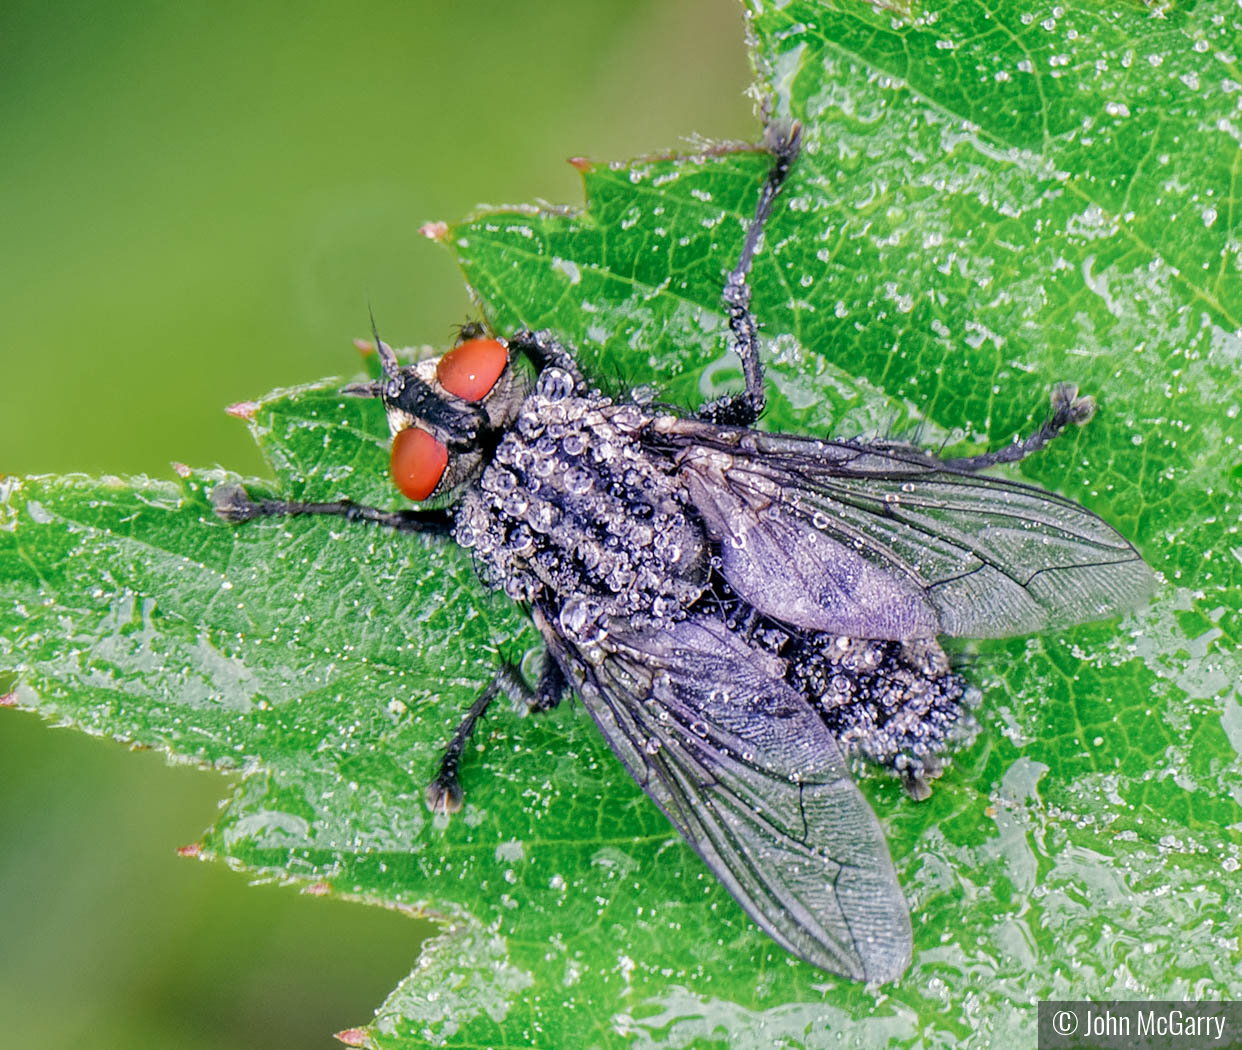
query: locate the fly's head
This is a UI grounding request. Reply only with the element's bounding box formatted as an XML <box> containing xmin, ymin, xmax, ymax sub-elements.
<box><xmin>347</xmin><ymin>334</ymin><xmax>526</xmax><ymax>502</ymax></box>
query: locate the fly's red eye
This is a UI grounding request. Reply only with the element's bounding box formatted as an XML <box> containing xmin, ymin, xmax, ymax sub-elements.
<box><xmin>390</xmin><ymin>426</ymin><xmax>448</xmax><ymax>501</ymax></box>
<box><xmin>436</xmin><ymin>338</ymin><xmax>507</xmax><ymax>401</ymax></box>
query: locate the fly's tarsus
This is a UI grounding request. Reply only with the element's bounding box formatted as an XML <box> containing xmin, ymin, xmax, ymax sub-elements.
<box><xmin>942</xmin><ymin>381</ymin><xmax>1098</xmax><ymax>474</ymax></box>
<box><xmin>425</xmin><ymin>668</ymin><xmax>511</xmax><ymax>815</ymax></box>
<box><xmin>425</xmin><ymin>662</ymin><xmax>556</xmax><ymax>814</ymax></box>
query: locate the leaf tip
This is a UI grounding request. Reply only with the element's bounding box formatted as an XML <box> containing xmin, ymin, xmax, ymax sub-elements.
<box><xmin>175</xmin><ymin>841</ymin><xmax>203</xmax><ymax>858</ymax></box>
<box><xmin>226</xmin><ymin>400</ymin><xmax>259</xmax><ymax>421</ymax></box>
<box><xmin>419</xmin><ymin>220</ymin><xmax>450</xmax><ymax>243</ymax></box>
<box><xmin>334</xmin><ymin>1028</ymin><xmax>370</xmax><ymax>1048</ymax></box>
<box><xmin>353</xmin><ymin>338</ymin><xmax>376</xmax><ymax>357</ymax></box>
<box><xmin>0</xmin><ymin>692</ymin><xmax>16</xmax><ymax>708</ymax></box>
<box><xmin>170</xmin><ymin>461</ymin><xmax>192</xmax><ymax>479</ymax></box>
<box><xmin>304</xmin><ymin>880</ymin><xmax>332</xmax><ymax>897</ymax></box>
<box><xmin>567</xmin><ymin>156</ymin><xmax>592</xmax><ymax>174</ymax></box>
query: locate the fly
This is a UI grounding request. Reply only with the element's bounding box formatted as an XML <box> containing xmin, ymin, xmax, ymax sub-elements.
<box><xmin>210</xmin><ymin>122</ymin><xmax>1154</xmax><ymax>982</ymax></box>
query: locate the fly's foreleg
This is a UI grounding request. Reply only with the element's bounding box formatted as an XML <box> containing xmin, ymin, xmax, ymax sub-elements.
<box><xmin>697</xmin><ymin>121</ymin><xmax>802</xmax><ymax>427</ymax></box>
<box><xmin>941</xmin><ymin>383</ymin><xmax>1097</xmax><ymax>473</ymax></box>
<box><xmin>210</xmin><ymin>484</ymin><xmax>453</xmax><ymax>534</ymax></box>
<box><xmin>425</xmin><ymin>659</ymin><xmax>566</xmax><ymax>814</ymax></box>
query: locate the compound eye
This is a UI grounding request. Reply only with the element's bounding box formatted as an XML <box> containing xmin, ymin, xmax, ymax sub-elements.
<box><xmin>390</xmin><ymin>426</ymin><xmax>448</xmax><ymax>501</ymax></box>
<box><xmin>435</xmin><ymin>338</ymin><xmax>507</xmax><ymax>401</ymax></box>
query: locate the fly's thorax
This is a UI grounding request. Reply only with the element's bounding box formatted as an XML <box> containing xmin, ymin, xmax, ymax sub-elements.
<box><xmin>452</xmin><ymin>381</ymin><xmax>708</xmax><ymax>630</ymax></box>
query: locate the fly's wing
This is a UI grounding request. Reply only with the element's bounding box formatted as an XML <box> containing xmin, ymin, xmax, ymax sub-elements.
<box><xmin>657</xmin><ymin>420</ymin><xmax>1154</xmax><ymax>640</ymax></box>
<box><xmin>535</xmin><ymin>608</ymin><xmax>912</xmax><ymax>981</ymax></box>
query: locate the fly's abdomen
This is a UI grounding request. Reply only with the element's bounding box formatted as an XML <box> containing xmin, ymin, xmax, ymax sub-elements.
<box><xmin>453</xmin><ymin>375</ymin><xmax>707</xmax><ymax>634</ymax></box>
<box><xmin>694</xmin><ymin>577</ymin><xmax>973</xmax><ymax>798</ymax></box>
<box><xmin>789</xmin><ymin>634</ymin><xmax>974</xmax><ymax>798</ymax></box>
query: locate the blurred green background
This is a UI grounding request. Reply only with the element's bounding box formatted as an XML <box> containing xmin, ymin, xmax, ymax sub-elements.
<box><xmin>0</xmin><ymin>2</ymin><xmax>754</xmax><ymax>1047</ymax></box>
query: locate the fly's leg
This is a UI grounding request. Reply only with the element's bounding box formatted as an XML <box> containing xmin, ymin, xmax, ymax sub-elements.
<box><xmin>528</xmin><ymin>658</ymin><xmax>567</xmax><ymax>713</ymax></box>
<box><xmin>210</xmin><ymin>484</ymin><xmax>453</xmax><ymax>534</ymax></box>
<box><xmin>508</xmin><ymin>329</ymin><xmax>587</xmax><ymax>395</ymax></box>
<box><xmin>941</xmin><ymin>383</ymin><xmax>1097</xmax><ymax>473</ymax></box>
<box><xmin>216</xmin><ymin>481</ymin><xmax>566</xmax><ymax>812</ymax></box>
<box><xmin>697</xmin><ymin>121</ymin><xmax>803</xmax><ymax>427</ymax></box>
<box><xmin>426</xmin><ymin>660</ymin><xmax>566</xmax><ymax>813</ymax></box>
<box><xmin>425</xmin><ymin>668</ymin><xmax>515</xmax><ymax>814</ymax></box>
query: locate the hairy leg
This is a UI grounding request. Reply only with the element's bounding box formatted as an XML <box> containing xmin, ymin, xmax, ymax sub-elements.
<box><xmin>941</xmin><ymin>383</ymin><xmax>1097</xmax><ymax>473</ymax></box>
<box><xmin>697</xmin><ymin>121</ymin><xmax>802</xmax><ymax>426</ymax></box>
<box><xmin>425</xmin><ymin>659</ymin><xmax>567</xmax><ymax>813</ymax></box>
<box><xmin>210</xmin><ymin>484</ymin><xmax>453</xmax><ymax>534</ymax></box>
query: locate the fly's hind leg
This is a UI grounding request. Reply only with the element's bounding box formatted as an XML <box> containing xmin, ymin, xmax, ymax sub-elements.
<box><xmin>425</xmin><ymin>659</ymin><xmax>567</xmax><ymax>814</ymax></box>
<box><xmin>941</xmin><ymin>383</ymin><xmax>1097</xmax><ymax>473</ymax></box>
<box><xmin>697</xmin><ymin>121</ymin><xmax>802</xmax><ymax>427</ymax></box>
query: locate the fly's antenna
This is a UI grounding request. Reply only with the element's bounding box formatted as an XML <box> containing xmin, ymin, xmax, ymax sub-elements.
<box><xmin>369</xmin><ymin>303</ymin><xmax>400</xmax><ymax>379</ymax></box>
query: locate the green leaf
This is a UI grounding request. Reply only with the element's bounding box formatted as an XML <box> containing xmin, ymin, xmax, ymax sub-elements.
<box><xmin>4</xmin><ymin>1</ymin><xmax>1241</xmax><ymax>1047</ymax></box>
